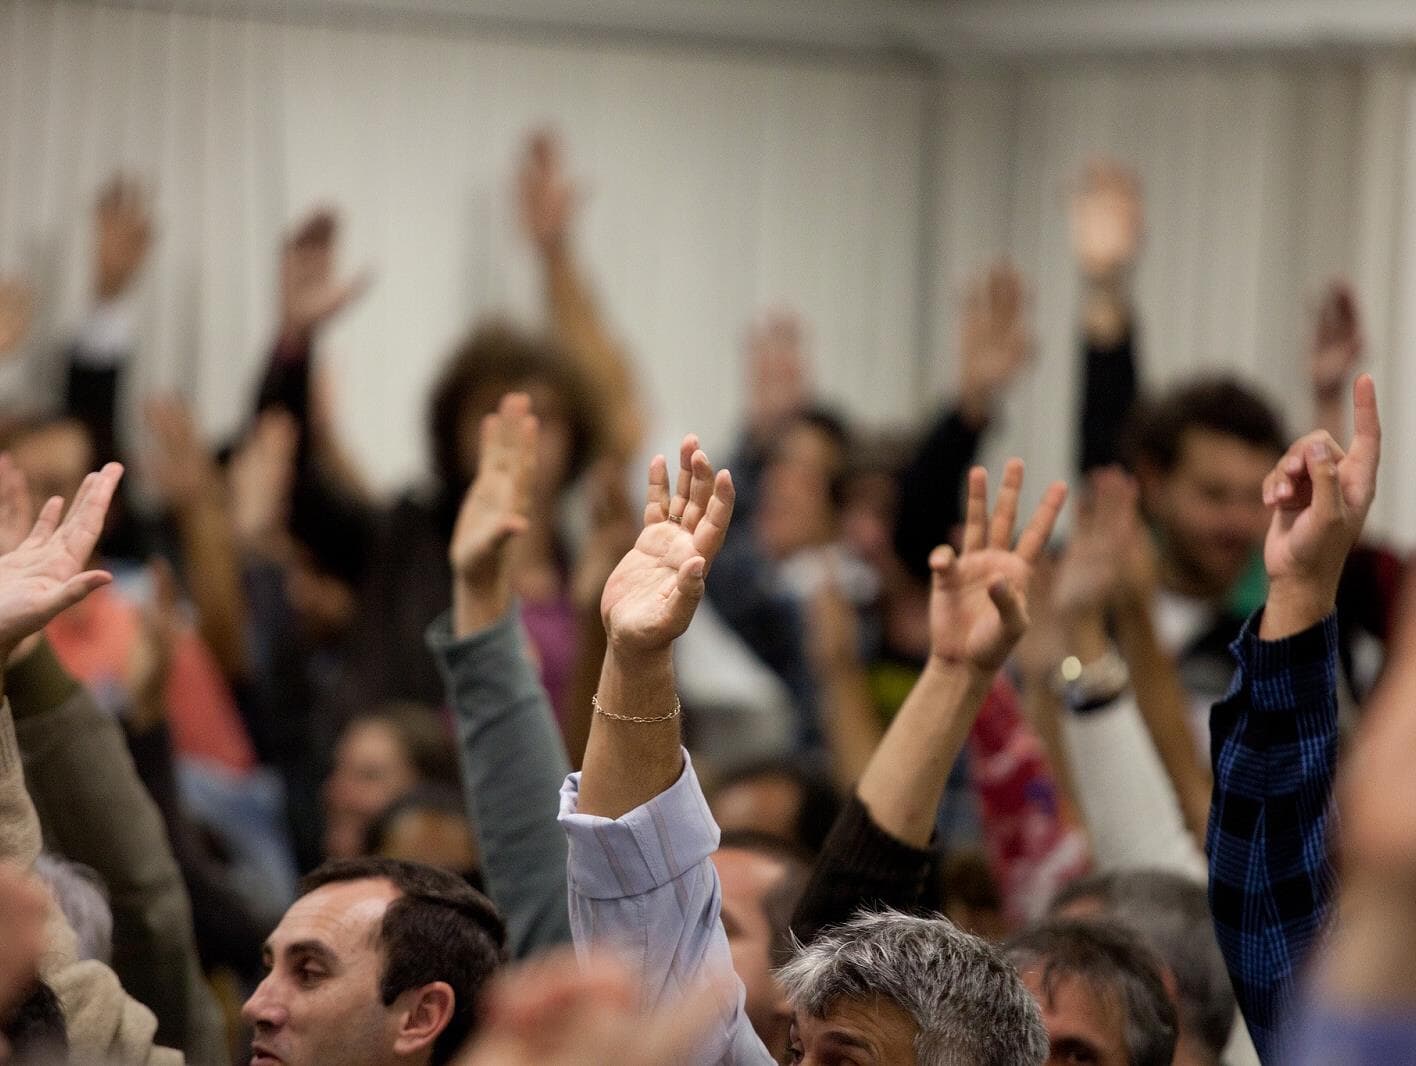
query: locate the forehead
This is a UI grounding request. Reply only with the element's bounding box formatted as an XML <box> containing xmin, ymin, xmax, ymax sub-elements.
<box><xmin>796</xmin><ymin>995</ymin><xmax>919</xmax><ymax>1063</ymax></box>
<box><xmin>713</xmin><ymin>848</ymin><xmax>787</xmax><ymax>906</ymax></box>
<box><xmin>1174</xmin><ymin>429</ymin><xmax>1277</xmax><ymax>481</ymax></box>
<box><xmin>270</xmin><ymin>878</ymin><xmax>400</xmax><ymax>955</ymax></box>
<box><xmin>1021</xmin><ymin>968</ymin><xmax>1127</xmax><ymax>1057</ymax></box>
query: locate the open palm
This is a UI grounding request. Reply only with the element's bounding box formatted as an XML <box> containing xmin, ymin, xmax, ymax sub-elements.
<box><xmin>929</xmin><ymin>459</ymin><xmax>1067</xmax><ymax>673</ymax></box>
<box><xmin>0</xmin><ymin>459</ymin><xmax>123</xmax><ymax>658</ymax></box>
<box><xmin>601</xmin><ymin>436</ymin><xmax>734</xmax><ymax>657</ymax></box>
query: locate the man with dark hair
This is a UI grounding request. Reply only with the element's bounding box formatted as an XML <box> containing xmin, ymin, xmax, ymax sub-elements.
<box><xmin>1006</xmin><ymin>919</ymin><xmax>1179</xmax><ymax>1066</ymax></box>
<box><xmin>1051</xmin><ymin>870</ymin><xmax>1236</xmax><ymax>1066</ymax></box>
<box><xmin>242</xmin><ymin>857</ymin><xmax>506</xmax><ymax>1066</ymax></box>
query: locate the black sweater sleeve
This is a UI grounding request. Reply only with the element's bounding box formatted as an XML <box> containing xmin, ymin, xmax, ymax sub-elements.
<box><xmin>790</xmin><ymin>794</ymin><xmax>935</xmax><ymax>946</ymax></box>
<box><xmin>1078</xmin><ymin>327</ymin><xmax>1139</xmax><ymax>474</ymax></box>
<box><xmin>892</xmin><ymin>406</ymin><xmax>985</xmax><ymax>581</ymax></box>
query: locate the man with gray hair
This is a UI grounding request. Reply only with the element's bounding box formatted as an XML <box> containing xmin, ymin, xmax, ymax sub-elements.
<box><xmin>777</xmin><ymin>910</ymin><xmax>1046</xmax><ymax>1064</ymax></box>
<box><xmin>1051</xmin><ymin>870</ymin><xmax>1236</xmax><ymax>1066</ymax></box>
<box><xmin>558</xmin><ymin>441</ymin><xmax>1065</xmax><ymax>1064</ymax></box>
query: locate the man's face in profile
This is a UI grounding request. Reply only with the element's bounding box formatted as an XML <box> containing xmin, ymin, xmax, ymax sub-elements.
<box><xmin>243</xmin><ymin>877</ymin><xmax>404</xmax><ymax>1066</ymax></box>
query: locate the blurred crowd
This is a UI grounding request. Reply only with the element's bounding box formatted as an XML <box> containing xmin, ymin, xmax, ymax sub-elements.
<box><xmin>0</xmin><ymin>131</ymin><xmax>1410</xmax><ymax>1066</ymax></box>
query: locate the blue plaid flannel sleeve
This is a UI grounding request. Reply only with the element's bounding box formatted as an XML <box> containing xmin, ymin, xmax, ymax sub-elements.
<box><xmin>1206</xmin><ymin>609</ymin><xmax>1340</xmax><ymax>1064</ymax></box>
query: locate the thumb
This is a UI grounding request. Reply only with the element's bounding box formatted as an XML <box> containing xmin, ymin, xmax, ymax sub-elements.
<box><xmin>1304</xmin><ymin>437</ymin><xmax>1344</xmax><ymax>525</ymax></box>
<box><xmin>929</xmin><ymin>545</ymin><xmax>957</xmax><ymax>588</ymax></box>
<box><xmin>987</xmin><ymin>576</ymin><xmax>1029</xmax><ymax>640</ymax></box>
<box><xmin>664</xmin><ymin>556</ymin><xmax>707</xmax><ymax>623</ymax></box>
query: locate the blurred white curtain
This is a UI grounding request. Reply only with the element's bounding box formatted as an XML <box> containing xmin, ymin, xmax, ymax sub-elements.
<box><xmin>0</xmin><ymin>0</ymin><xmax>928</xmax><ymax>488</ymax></box>
<box><xmin>930</xmin><ymin>56</ymin><xmax>1415</xmax><ymax>543</ymax></box>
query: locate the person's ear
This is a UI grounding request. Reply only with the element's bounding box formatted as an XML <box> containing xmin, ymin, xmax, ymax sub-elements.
<box><xmin>392</xmin><ymin>981</ymin><xmax>456</xmax><ymax>1057</ymax></box>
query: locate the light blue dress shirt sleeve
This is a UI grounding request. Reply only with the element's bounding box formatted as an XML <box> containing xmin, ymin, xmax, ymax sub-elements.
<box><xmin>559</xmin><ymin>752</ymin><xmax>776</xmax><ymax>1066</ymax></box>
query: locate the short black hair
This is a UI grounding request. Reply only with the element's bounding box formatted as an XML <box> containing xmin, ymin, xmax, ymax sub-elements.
<box><xmin>1123</xmin><ymin>376</ymin><xmax>1287</xmax><ymax>474</ymax></box>
<box><xmin>717</xmin><ymin>829</ymin><xmax>812</xmax><ymax>968</ymax></box>
<box><xmin>711</xmin><ymin>757</ymin><xmax>843</xmax><ymax>855</ymax></box>
<box><xmin>3</xmin><ymin>981</ymin><xmax>67</xmax><ymax>1063</ymax></box>
<box><xmin>1005</xmin><ymin>918</ymin><xmax>1178</xmax><ymax>1066</ymax></box>
<box><xmin>299</xmin><ymin>857</ymin><xmax>507</xmax><ymax>1064</ymax></box>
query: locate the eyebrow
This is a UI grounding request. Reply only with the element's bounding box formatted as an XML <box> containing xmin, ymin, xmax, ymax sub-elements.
<box><xmin>818</xmin><ymin>1029</ymin><xmax>873</xmax><ymax>1051</ymax></box>
<box><xmin>263</xmin><ymin>939</ymin><xmax>340</xmax><ymax>968</ymax></box>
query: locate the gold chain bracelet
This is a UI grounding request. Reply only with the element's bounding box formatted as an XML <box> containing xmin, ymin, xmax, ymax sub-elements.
<box><xmin>591</xmin><ymin>693</ymin><xmax>682</xmax><ymax>723</ymax></box>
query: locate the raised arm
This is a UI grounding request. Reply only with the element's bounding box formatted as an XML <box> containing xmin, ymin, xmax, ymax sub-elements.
<box><xmin>794</xmin><ymin>461</ymin><xmax>1065</xmax><ymax>943</ymax></box>
<box><xmin>0</xmin><ymin>459</ymin><xmax>185</xmax><ymax>1064</ymax></box>
<box><xmin>1294</xmin><ymin>568</ymin><xmax>1416</xmax><ymax>1064</ymax></box>
<box><xmin>428</xmin><ymin>392</ymin><xmax>573</xmax><ymax>958</ymax></box>
<box><xmin>1070</xmin><ymin>160</ymin><xmax>1142</xmax><ymax>474</ymax></box>
<box><xmin>559</xmin><ymin>440</ymin><xmax>772</xmax><ymax>1064</ymax></box>
<box><xmin>1208</xmin><ymin>375</ymin><xmax>1380</xmax><ymax>1059</ymax></box>
<box><xmin>519</xmin><ymin>131</ymin><xmax>643</xmax><ymax>463</ymax></box>
<box><xmin>1309</xmin><ymin>280</ymin><xmax>1363</xmax><ymax>444</ymax></box>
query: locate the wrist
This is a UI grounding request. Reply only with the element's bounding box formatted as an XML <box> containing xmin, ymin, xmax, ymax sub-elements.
<box><xmin>1261</xmin><ymin>577</ymin><xmax>1337</xmax><ymax>641</ymax></box>
<box><xmin>452</xmin><ymin>578</ymin><xmax>510</xmax><ymax>638</ymax></box>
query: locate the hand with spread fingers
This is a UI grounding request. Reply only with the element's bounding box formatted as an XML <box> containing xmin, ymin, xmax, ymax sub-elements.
<box><xmin>0</xmin><ymin>278</ymin><xmax>34</xmax><ymax>357</ymax></box>
<box><xmin>449</xmin><ymin>393</ymin><xmax>539</xmax><ymax>636</ymax></box>
<box><xmin>0</xmin><ymin>460</ymin><xmax>123</xmax><ymax>663</ymax></box>
<box><xmin>600</xmin><ymin>436</ymin><xmax>735</xmax><ymax>660</ymax></box>
<box><xmin>1259</xmin><ymin>374</ymin><xmax>1380</xmax><ymax>638</ymax></box>
<box><xmin>279</xmin><ymin>208</ymin><xmax>371</xmax><ymax>347</ymax></box>
<box><xmin>94</xmin><ymin>175</ymin><xmax>153</xmax><ymax>301</ymax></box>
<box><xmin>927</xmin><ymin>459</ymin><xmax>1068</xmax><ymax>674</ymax></box>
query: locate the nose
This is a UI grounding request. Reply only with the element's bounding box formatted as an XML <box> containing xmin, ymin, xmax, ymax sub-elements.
<box><xmin>241</xmin><ymin>972</ymin><xmax>289</xmax><ymax>1030</ymax></box>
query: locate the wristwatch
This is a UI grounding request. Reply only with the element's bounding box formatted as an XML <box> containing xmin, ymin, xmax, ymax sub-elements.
<box><xmin>1055</xmin><ymin>647</ymin><xmax>1130</xmax><ymax>714</ymax></box>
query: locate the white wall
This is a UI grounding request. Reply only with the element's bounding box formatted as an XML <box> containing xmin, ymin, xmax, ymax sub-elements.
<box><xmin>0</xmin><ymin>0</ymin><xmax>928</xmax><ymax>488</ymax></box>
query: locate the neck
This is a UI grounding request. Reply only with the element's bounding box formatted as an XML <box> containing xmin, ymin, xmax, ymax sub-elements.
<box><xmin>1172</xmin><ymin>1031</ymin><xmax>1220</xmax><ymax>1066</ymax></box>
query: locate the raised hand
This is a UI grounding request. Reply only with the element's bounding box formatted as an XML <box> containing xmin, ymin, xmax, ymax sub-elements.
<box><xmin>959</xmin><ymin>263</ymin><xmax>1031</xmax><ymax>425</ymax></box>
<box><xmin>1051</xmin><ymin>466</ymin><xmax>1143</xmax><ymax>619</ymax></box>
<box><xmin>457</xmin><ymin>949</ymin><xmax>721</xmax><ymax>1066</ymax></box>
<box><xmin>145</xmin><ymin>395</ymin><xmax>219</xmax><ymax>513</ymax></box>
<box><xmin>124</xmin><ymin>556</ymin><xmax>181</xmax><ymax>733</ymax></box>
<box><xmin>0</xmin><ymin>278</ymin><xmax>34</xmax><ymax>356</ymax></box>
<box><xmin>450</xmin><ymin>393</ymin><xmax>538</xmax><ymax>635</ymax></box>
<box><xmin>1071</xmin><ymin>160</ymin><xmax>1144</xmax><ymax>281</ymax></box>
<box><xmin>1260</xmin><ymin>374</ymin><xmax>1380</xmax><ymax>637</ymax></box>
<box><xmin>571</xmin><ymin>458</ymin><xmax>638</xmax><ymax>614</ymax></box>
<box><xmin>744</xmin><ymin>309</ymin><xmax>810</xmax><ymax>441</ymax></box>
<box><xmin>278</xmin><ymin>208</ymin><xmax>370</xmax><ymax>346</ymax></box>
<box><xmin>1310</xmin><ymin>280</ymin><xmax>1363</xmax><ymax>404</ymax></box>
<box><xmin>600</xmin><ymin>437</ymin><xmax>734</xmax><ymax>660</ymax></box>
<box><xmin>95</xmin><ymin>175</ymin><xmax>153</xmax><ymax>300</ymax></box>
<box><xmin>0</xmin><ymin>461</ymin><xmax>123</xmax><ymax>662</ymax></box>
<box><xmin>518</xmin><ymin>130</ymin><xmax>578</xmax><ymax>255</ymax></box>
<box><xmin>927</xmin><ymin>459</ymin><xmax>1067</xmax><ymax>673</ymax></box>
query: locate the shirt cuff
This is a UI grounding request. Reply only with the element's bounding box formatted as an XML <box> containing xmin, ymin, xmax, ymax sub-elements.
<box><xmin>559</xmin><ymin>751</ymin><xmax>720</xmax><ymax>900</ymax></box>
<box><xmin>72</xmin><ymin>299</ymin><xmax>136</xmax><ymax>367</ymax></box>
<box><xmin>4</xmin><ymin>640</ymin><xmax>80</xmax><ymax>722</ymax></box>
<box><xmin>1227</xmin><ymin>608</ymin><xmax>1339</xmax><ymax>715</ymax></box>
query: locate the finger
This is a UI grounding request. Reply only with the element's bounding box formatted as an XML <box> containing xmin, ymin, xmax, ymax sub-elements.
<box><xmin>513</xmin><ymin>414</ymin><xmax>540</xmax><ymax>518</ymax></box>
<box><xmin>60</xmin><ymin>463</ymin><xmax>124</xmax><ymax>556</ymax></box>
<box><xmin>1014</xmin><ymin>481</ymin><xmax>1068</xmax><ymax>564</ymax></box>
<box><xmin>962</xmin><ymin>467</ymin><xmax>988</xmax><ymax>554</ymax></box>
<box><xmin>929</xmin><ymin>544</ymin><xmax>956</xmax><ymax>587</ymax></box>
<box><xmin>691</xmin><ymin>470</ymin><xmax>736</xmax><ymax>568</ymax></box>
<box><xmin>1304</xmin><ymin>437</ymin><xmax>1344</xmax><ymax>523</ymax></box>
<box><xmin>24</xmin><ymin>497</ymin><xmax>65</xmax><ymax>547</ymax></box>
<box><xmin>644</xmin><ymin>455</ymin><xmax>670</xmax><ymax>526</ymax></box>
<box><xmin>1349</xmin><ymin>373</ymin><xmax>1381</xmax><ymax>482</ymax></box>
<box><xmin>680</xmin><ymin>450</ymin><xmax>714</xmax><ymax>532</ymax></box>
<box><xmin>663</xmin><ymin>555</ymin><xmax>707</xmax><ymax>622</ymax></box>
<box><xmin>989</xmin><ymin>458</ymin><xmax>1024</xmax><ymax>549</ymax></box>
<box><xmin>988</xmin><ymin>577</ymin><xmax>1030</xmax><ymax>641</ymax></box>
<box><xmin>52</xmin><ymin>570</ymin><xmax>114</xmax><ymax>614</ymax></box>
<box><xmin>670</xmin><ymin>435</ymin><xmax>698</xmax><ymax>518</ymax></box>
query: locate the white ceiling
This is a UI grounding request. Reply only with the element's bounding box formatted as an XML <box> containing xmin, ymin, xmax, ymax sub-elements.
<box><xmin>93</xmin><ymin>0</ymin><xmax>1416</xmax><ymax>60</ymax></box>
